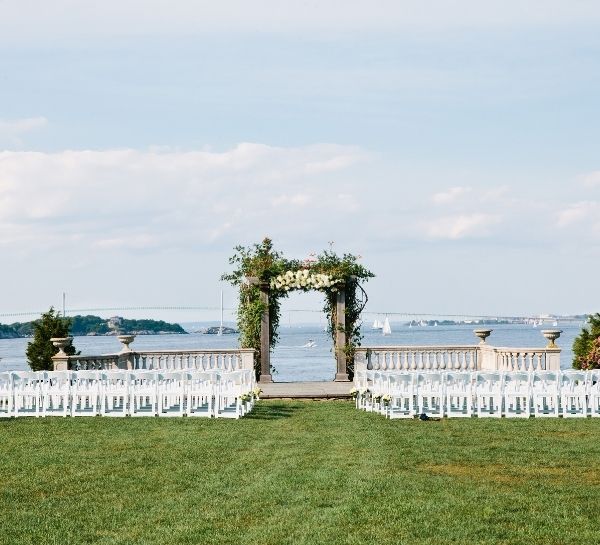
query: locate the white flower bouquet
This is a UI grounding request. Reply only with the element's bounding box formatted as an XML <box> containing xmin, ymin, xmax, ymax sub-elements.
<box><xmin>270</xmin><ymin>269</ymin><xmax>341</xmax><ymax>292</ymax></box>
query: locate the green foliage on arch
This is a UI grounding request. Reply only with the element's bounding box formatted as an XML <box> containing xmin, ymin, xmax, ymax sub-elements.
<box><xmin>222</xmin><ymin>238</ymin><xmax>374</xmax><ymax>379</ymax></box>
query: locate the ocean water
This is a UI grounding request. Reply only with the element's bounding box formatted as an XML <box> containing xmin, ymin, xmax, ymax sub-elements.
<box><xmin>0</xmin><ymin>322</ymin><xmax>582</xmax><ymax>381</ymax></box>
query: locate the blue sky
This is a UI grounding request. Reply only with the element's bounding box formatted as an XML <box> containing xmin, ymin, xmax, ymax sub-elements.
<box><xmin>1</xmin><ymin>1</ymin><xmax>600</xmax><ymax>322</ymax></box>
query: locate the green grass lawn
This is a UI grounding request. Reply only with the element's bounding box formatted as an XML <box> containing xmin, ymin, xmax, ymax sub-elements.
<box><xmin>1</xmin><ymin>401</ymin><xmax>599</xmax><ymax>545</ymax></box>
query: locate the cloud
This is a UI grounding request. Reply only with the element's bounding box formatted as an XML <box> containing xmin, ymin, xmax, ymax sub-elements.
<box><xmin>557</xmin><ymin>201</ymin><xmax>600</xmax><ymax>227</ymax></box>
<box><xmin>0</xmin><ymin>143</ymin><xmax>368</xmax><ymax>253</ymax></box>
<box><xmin>0</xmin><ymin>117</ymin><xmax>48</xmax><ymax>146</ymax></box>
<box><xmin>2</xmin><ymin>1</ymin><xmax>600</xmax><ymax>45</ymax></box>
<box><xmin>432</xmin><ymin>186</ymin><xmax>472</xmax><ymax>205</ymax></box>
<box><xmin>582</xmin><ymin>171</ymin><xmax>600</xmax><ymax>187</ymax></box>
<box><xmin>424</xmin><ymin>213</ymin><xmax>501</xmax><ymax>240</ymax></box>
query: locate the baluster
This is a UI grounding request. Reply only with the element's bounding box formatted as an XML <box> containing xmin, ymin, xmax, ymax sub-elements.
<box><xmin>460</xmin><ymin>351</ymin><xmax>466</xmax><ymax>371</ymax></box>
<box><xmin>415</xmin><ymin>351</ymin><xmax>421</xmax><ymax>370</ymax></box>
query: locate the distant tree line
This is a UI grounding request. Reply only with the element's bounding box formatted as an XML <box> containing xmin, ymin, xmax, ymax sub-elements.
<box><xmin>0</xmin><ymin>314</ymin><xmax>186</xmax><ymax>339</ymax></box>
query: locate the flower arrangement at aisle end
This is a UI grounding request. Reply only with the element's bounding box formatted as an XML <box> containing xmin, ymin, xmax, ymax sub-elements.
<box><xmin>349</xmin><ymin>387</ymin><xmax>368</xmax><ymax>399</ymax></box>
<box><xmin>241</xmin><ymin>387</ymin><xmax>263</xmax><ymax>403</ymax></box>
<box><xmin>270</xmin><ymin>269</ymin><xmax>342</xmax><ymax>293</ymax></box>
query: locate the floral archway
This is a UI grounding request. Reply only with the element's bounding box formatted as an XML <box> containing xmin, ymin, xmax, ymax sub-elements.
<box><xmin>222</xmin><ymin>238</ymin><xmax>374</xmax><ymax>382</ymax></box>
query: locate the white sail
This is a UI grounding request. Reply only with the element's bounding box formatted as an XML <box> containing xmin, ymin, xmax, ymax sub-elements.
<box><xmin>382</xmin><ymin>317</ymin><xmax>392</xmax><ymax>336</ymax></box>
<box><xmin>372</xmin><ymin>319</ymin><xmax>383</xmax><ymax>330</ymax></box>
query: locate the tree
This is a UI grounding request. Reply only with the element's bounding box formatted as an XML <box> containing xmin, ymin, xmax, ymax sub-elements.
<box><xmin>572</xmin><ymin>313</ymin><xmax>600</xmax><ymax>370</ymax></box>
<box><xmin>26</xmin><ymin>307</ymin><xmax>77</xmax><ymax>371</ymax></box>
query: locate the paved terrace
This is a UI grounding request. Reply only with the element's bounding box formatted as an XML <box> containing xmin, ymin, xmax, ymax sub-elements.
<box><xmin>260</xmin><ymin>381</ymin><xmax>353</xmax><ymax>399</ymax></box>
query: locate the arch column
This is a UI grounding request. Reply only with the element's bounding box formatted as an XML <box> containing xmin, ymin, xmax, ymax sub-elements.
<box><xmin>334</xmin><ymin>289</ymin><xmax>349</xmax><ymax>382</ymax></box>
<box><xmin>259</xmin><ymin>282</ymin><xmax>273</xmax><ymax>383</ymax></box>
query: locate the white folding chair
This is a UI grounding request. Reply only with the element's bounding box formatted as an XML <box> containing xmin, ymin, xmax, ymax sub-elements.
<box><xmin>129</xmin><ymin>371</ymin><xmax>159</xmax><ymax>417</ymax></box>
<box><xmin>503</xmin><ymin>372</ymin><xmax>531</xmax><ymax>418</ymax></box>
<box><xmin>239</xmin><ymin>370</ymin><xmax>256</xmax><ymax>415</ymax></box>
<box><xmin>416</xmin><ymin>372</ymin><xmax>445</xmax><ymax>418</ymax></box>
<box><xmin>531</xmin><ymin>371</ymin><xmax>559</xmax><ymax>417</ymax></box>
<box><xmin>369</xmin><ymin>371</ymin><xmax>387</xmax><ymax>414</ymax></box>
<box><xmin>215</xmin><ymin>371</ymin><xmax>245</xmax><ymax>419</ymax></box>
<box><xmin>185</xmin><ymin>370</ymin><xmax>215</xmax><ymax>417</ymax></box>
<box><xmin>157</xmin><ymin>371</ymin><xmax>185</xmax><ymax>417</ymax></box>
<box><xmin>559</xmin><ymin>370</ymin><xmax>588</xmax><ymax>418</ymax></box>
<box><xmin>387</xmin><ymin>373</ymin><xmax>416</xmax><ymax>419</ymax></box>
<box><xmin>71</xmin><ymin>371</ymin><xmax>102</xmax><ymax>416</ymax></box>
<box><xmin>588</xmin><ymin>370</ymin><xmax>600</xmax><ymax>417</ymax></box>
<box><xmin>475</xmin><ymin>372</ymin><xmax>503</xmax><ymax>418</ymax></box>
<box><xmin>362</xmin><ymin>370</ymin><xmax>376</xmax><ymax>411</ymax></box>
<box><xmin>445</xmin><ymin>372</ymin><xmax>473</xmax><ymax>418</ymax></box>
<box><xmin>353</xmin><ymin>370</ymin><xmax>369</xmax><ymax>410</ymax></box>
<box><xmin>100</xmin><ymin>371</ymin><xmax>129</xmax><ymax>417</ymax></box>
<box><xmin>0</xmin><ymin>372</ymin><xmax>13</xmax><ymax>417</ymax></box>
<box><xmin>42</xmin><ymin>371</ymin><xmax>71</xmax><ymax>417</ymax></box>
<box><xmin>11</xmin><ymin>371</ymin><xmax>43</xmax><ymax>417</ymax></box>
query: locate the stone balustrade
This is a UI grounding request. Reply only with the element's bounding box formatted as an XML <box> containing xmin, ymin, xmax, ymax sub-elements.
<box><xmin>354</xmin><ymin>346</ymin><xmax>479</xmax><ymax>372</ymax></box>
<box><xmin>355</xmin><ymin>329</ymin><xmax>562</xmax><ymax>373</ymax></box>
<box><xmin>51</xmin><ymin>336</ymin><xmax>255</xmax><ymax>373</ymax></box>
<box><xmin>130</xmin><ymin>349</ymin><xmax>255</xmax><ymax>372</ymax></box>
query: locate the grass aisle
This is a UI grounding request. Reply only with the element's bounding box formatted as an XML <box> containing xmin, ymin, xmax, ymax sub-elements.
<box><xmin>1</xmin><ymin>401</ymin><xmax>599</xmax><ymax>545</ymax></box>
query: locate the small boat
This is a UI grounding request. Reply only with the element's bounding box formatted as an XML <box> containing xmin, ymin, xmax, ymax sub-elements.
<box><xmin>302</xmin><ymin>340</ymin><xmax>317</xmax><ymax>348</ymax></box>
<box><xmin>382</xmin><ymin>317</ymin><xmax>392</xmax><ymax>336</ymax></box>
<box><xmin>372</xmin><ymin>319</ymin><xmax>383</xmax><ymax>330</ymax></box>
<box><xmin>419</xmin><ymin>320</ymin><xmax>427</xmax><ymax>327</ymax></box>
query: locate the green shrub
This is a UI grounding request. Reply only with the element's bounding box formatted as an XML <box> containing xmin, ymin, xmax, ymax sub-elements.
<box><xmin>26</xmin><ymin>307</ymin><xmax>77</xmax><ymax>371</ymax></box>
<box><xmin>572</xmin><ymin>313</ymin><xmax>600</xmax><ymax>370</ymax></box>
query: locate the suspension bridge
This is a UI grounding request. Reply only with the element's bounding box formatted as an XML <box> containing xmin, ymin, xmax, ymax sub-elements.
<box><xmin>0</xmin><ymin>306</ymin><xmax>584</xmax><ymax>323</ymax></box>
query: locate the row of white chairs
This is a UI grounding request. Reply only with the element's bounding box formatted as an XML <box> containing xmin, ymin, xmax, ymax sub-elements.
<box><xmin>0</xmin><ymin>370</ymin><xmax>258</xmax><ymax>419</ymax></box>
<box><xmin>354</xmin><ymin>370</ymin><xmax>600</xmax><ymax>419</ymax></box>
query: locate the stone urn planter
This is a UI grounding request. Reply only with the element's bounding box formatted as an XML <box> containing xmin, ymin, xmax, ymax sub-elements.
<box><xmin>473</xmin><ymin>329</ymin><xmax>492</xmax><ymax>344</ymax></box>
<box><xmin>541</xmin><ymin>329</ymin><xmax>562</xmax><ymax>348</ymax></box>
<box><xmin>50</xmin><ymin>337</ymin><xmax>73</xmax><ymax>356</ymax></box>
<box><xmin>117</xmin><ymin>334</ymin><xmax>136</xmax><ymax>353</ymax></box>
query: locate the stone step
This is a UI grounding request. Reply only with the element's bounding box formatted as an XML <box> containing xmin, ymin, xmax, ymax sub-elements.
<box><xmin>259</xmin><ymin>381</ymin><xmax>353</xmax><ymax>399</ymax></box>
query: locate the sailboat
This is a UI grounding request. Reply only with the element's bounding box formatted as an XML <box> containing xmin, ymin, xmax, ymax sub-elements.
<box><xmin>382</xmin><ymin>317</ymin><xmax>392</xmax><ymax>336</ymax></box>
<box><xmin>218</xmin><ymin>289</ymin><xmax>224</xmax><ymax>335</ymax></box>
<box><xmin>372</xmin><ymin>319</ymin><xmax>383</xmax><ymax>330</ymax></box>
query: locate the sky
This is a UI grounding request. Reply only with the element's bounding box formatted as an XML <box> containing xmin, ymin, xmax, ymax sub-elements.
<box><xmin>1</xmin><ymin>0</ymin><xmax>600</xmax><ymax>324</ymax></box>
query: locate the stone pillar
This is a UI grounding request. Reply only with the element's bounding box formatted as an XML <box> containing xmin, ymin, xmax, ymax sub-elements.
<box><xmin>51</xmin><ymin>337</ymin><xmax>72</xmax><ymax>371</ymax></box>
<box><xmin>334</xmin><ymin>289</ymin><xmax>349</xmax><ymax>381</ymax></box>
<box><xmin>117</xmin><ymin>334</ymin><xmax>136</xmax><ymax>369</ymax></box>
<box><xmin>240</xmin><ymin>349</ymin><xmax>256</xmax><ymax>372</ymax></box>
<box><xmin>259</xmin><ymin>284</ymin><xmax>273</xmax><ymax>383</ymax></box>
<box><xmin>478</xmin><ymin>344</ymin><xmax>497</xmax><ymax>371</ymax></box>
